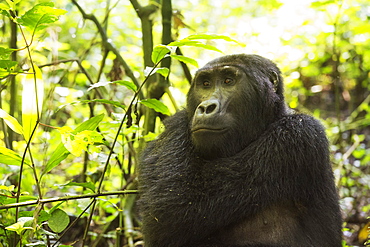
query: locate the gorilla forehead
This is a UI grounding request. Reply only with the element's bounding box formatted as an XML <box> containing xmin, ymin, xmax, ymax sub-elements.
<box><xmin>195</xmin><ymin>64</ymin><xmax>244</xmax><ymax>77</ymax></box>
<box><xmin>196</xmin><ymin>54</ymin><xmax>280</xmax><ymax>80</ymax></box>
<box><xmin>203</xmin><ymin>54</ymin><xmax>275</xmax><ymax>67</ymax></box>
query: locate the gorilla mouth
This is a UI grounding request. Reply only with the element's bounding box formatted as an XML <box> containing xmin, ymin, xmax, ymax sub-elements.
<box><xmin>191</xmin><ymin>127</ymin><xmax>227</xmax><ymax>134</ymax></box>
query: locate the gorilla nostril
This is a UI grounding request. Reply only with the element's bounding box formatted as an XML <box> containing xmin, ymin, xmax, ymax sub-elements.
<box><xmin>198</xmin><ymin>105</ymin><xmax>205</xmax><ymax>114</ymax></box>
<box><xmin>205</xmin><ymin>104</ymin><xmax>217</xmax><ymax>114</ymax></box>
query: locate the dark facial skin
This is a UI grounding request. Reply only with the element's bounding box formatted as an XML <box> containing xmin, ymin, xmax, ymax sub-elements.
<box><xmin>187</xmin><ymin>62</ymin><xmax>281</xmax><ymax>159</ymax></box>
<box><xmin>190</xmin><ymin>66</ymin><xmax>243</xmax><ymax>131</ymax></box>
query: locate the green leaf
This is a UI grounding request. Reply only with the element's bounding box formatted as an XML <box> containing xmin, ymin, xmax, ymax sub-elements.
<box><xmin>151</xmin><ymin>45</ymin><xmax>171</xmax><ymax>64</ymax></box>
<box><xmin>87</xmin><ymin>80</ymin><xmax>137</xmax><ymax>92</ymax></box>
<box><xmin>0</xmin><ymin>146</ymin><xmax>31</xmax><ymax>166</ymax></box>
<box><xmin>5</xmin><ymin>217</ymin><xmax>33</xmax><ymax>235</ymax></box>
<box><xmin>48</xmin><ymin>209</ymin><xmax>70</xmax><ymax>233</ymax></box>
<box><xmin>170</xmin><ymin>55</ymin><xmax>198</xmax><ymax>67</ymax></box>
<box><xmin>168</xmin><ymin>40</ymin><xmax>202</xmax><ymax>47</ymax></box>
<box><xmin>5</xmin><ymin>0</ymin><xmax>21</xmax><ymax>9</ymax></box>
<box><xmin>18</xmin><ymin>2</ymin><xmax>67</xmax><ymax>33</ymax></box>
<box><xmin>140</xmin><ymin>99</ymin><xmax>170</xmax><ymax>116</ymax></box>
<box><xmin>0</xmin><ymin>108</ymin><xmax>23</xmax><ymax>135</ymax></box>
<box><xmin>42</xmin><ymin>114</ymin><xmax>104</xmax><ymax>177</ymax></box>
<box><xmin>168</xmin><ymin>39</ymin><xmax>223</xmax><ymax>53</ymax></box>
<box><xmin>69</xmin><ymin>113</ymin><xmax>104</xmax><ymax>135</ymax></box>
<box><xmin>0</xmin><ymin>47</ymin><xmax>17</xmax><ymax>60</ymax></box>
<box><xmin>144</xmin><ymin>67</ymin><xmax>170</xmax><ymax>78</ymax></box>
<box><xmin>156</xmin><ymin>68</ymin><xmax>170</xmax><ymax>78</ymax></box>
<box><xmin>168</xmin><ymin>34</ymin><xmax>245</xmax><ymax>49</ymax></box>
<box><xmin>188</xmin><ymin>33</ymin><xmax>240</xmax><ymax>43</ymax></box>
<box><xmin>187</xmin><ymin>42</ymin><xmax>223</xmax><ymax>53</ymax></box>
<box><xmin>36</xmin><ymin>210</ymin><xmax>51</xmax><ymax>223</ymax></box>
<box><xmin>58</xmin><ymin>99</ymin><xmax>126</xmax><ymax>111</ymax></box>
<box><xmin>4</xmin><ymin>195</ymin><xmax>38</xmax><ymax>205</ymax></box>
<box><xmin>115</xmin><ymin>80</ymin><xmax>137</xmax><ymax>92</ymax></box>
<box><xmin>0</xmin><ymin>60</ymin><xmax>19</xmax><ymax>78</ymax></box>
<box><xmin>0</xmin><ymin>3</ymin><xmax>10</xmax><ymax>11</ymax></box>
<box><xmin>42</xmin><ymin>143</ymin><xmax>69</xmax><ymax>175</ymax></box>
<box><xmin>0</xmin><ymin>184</ymin><xmax>15</xmax><ymax>192</ymax></box>
<box><xmin>63</xmin><ymin>181</ymin><xmax>96</xmax><ymax>192</ymax></box>
<box><xmin>60</xmin><ymin>129</ymin><xmax>103</xmax><ymax>156</ymax></box>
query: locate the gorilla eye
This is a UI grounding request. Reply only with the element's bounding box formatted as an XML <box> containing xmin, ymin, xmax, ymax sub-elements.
<box><xmin>203</xmin><ymin>81</ymin><xmax>211</xmax><ymax>87</ymax></box>
<box><xmin>224</xmin><ymin>78</ymin><xmax>233</xmax><ymax>84</ymax></box>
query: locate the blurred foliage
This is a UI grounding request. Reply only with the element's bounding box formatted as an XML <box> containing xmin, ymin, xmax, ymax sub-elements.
<box><xmin>0</xmin><ymin>0</ymin><xmax>369</xmax><ymax>246</ymax></box>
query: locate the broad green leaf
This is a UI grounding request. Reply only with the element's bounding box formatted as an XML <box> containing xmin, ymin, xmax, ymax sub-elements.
<box><xmin>152</xmin><ymin>45</ymin><xmax>171</xmax><ymax>64</ymax></box>
<box><xmin>187</xmin><ymin>34</ymin><xmax>240</xmax><ymax>43</ymax></box>
<box><xmin>140</xmin><ymin>99</ymin><xmax>170</xmax><ymax>116</ymax></box>
<box><xmin>0</xmin><ymin>9</ymin><xmax>11</xmax><ymax>18</ymax></box>
<box><xmin>36</xmin><ymin>210</ymin><xmax>51</xmax><ymax>223</ymax></box>
<box><xmin>142</xmin><ymin>131</ymin><xmax>158</xmax><ymax>142</ymax></box>
<box><xmin>185</xmin><ymin>42</ymin><xmax>223</xmax><ymax>53</ymax></box>
<box><xmin>115</xmin><ymin>80</ymin><xmax>137</xmax><ymax>92</ymax></box>
<box><xmin>170</xmin><ymin>55</ymin><xmax>198</xmax><ymax>67</ymax></box>
<box><xmin>75</xmin><ymin>114</ymin><xmax>104</xmax><ymax>134</ymax></box>
<box><xmin>168</xmin><ymin>40</ymin><xmax>202</xmax><ymax>47</ymax></box>
<box><xmin>63</xmin><ymin>181</ymin><xmax>96</xmax><ymax>192</ymax></box>
<box><xmin>4</xmin><ymin>195</ymin><xmax>38</xmax><ymax>204</ymax></box>
<box><xmin>58</xmin><ymin>99</ymin><xmax>126</xmax><ymax>111</ymax></box>
<box><xmin>0</xmin><ymin>47</ymin><xmax>16</xmax><ymax>59</ymax></box>
<box><xmin>156</xmin><ymin>67</ymin><xmax>170</xmax><ymax>78</ymax></box>
<box><xmin>168</xmin><ymin>34</ymin><xmax>245</xmax><ymax>49</ymax></box>
<box><xmin>0</xmin><ymin>185</ymin><xmax>15</xmax><ymax>192</ymax></box>
<box><xmin>84</xmin><ymin>99</ymin><xmax>125</xmax><ymax>109</ymax></box>
<box><xmin>49</xmin><ymin>201</ymin><xmax>66</xmax><ymax>215</ymax></box>
<box><xmin>144</xmin><ymin>67</ymin><xmax>170</xmax><ymax>78</ymax></box>
<box><xmin>0</xmin><ymin>108</ymin><xmax>23</xmax><ymax>135</ymax></box>
<box><xmin>5</xmin><ymin>217</ymin><xmax>33</xmax><ymax>235</ymax></box>
<box><xmin>0</xmin><ymin>3</ymin><xmax>10</xmax><ymax>11</ymax></box>
<box><xmin>22</xmin><ymin>65</ymin><xmax>44</xmax><ymax>141</ymax></box>
<box><xmin>59</xmin><ymin>99</ymin><xmax>126</xmax><ymax>110</ymax></box>
<box><xmin>48</xmin><ymin>209</ymin><xmax>69</xmax><ymax>233</ymax></box>
<box><xmin>0</xmin><ymin>146</ymin><xmax>31</xmax><ymax>166</ymax></box>
<box><xmin>61</xmin><ymin>129</ymin><xmax>103</xmax><ymax>156</ymax></box>
<box><xmin>87</xmin><ymin>80</ymin><xmax>137</xmax><ymax>92</ymax></box>
<box><xmin>168</xmin><ymin>39</ymin><xmax>223</xmax><ymax>53</ymax></box>
<box><xmin>5</xmin><ymin>0</ymin><xmax>21</xmax><ymax>10</ymax></box>
<box><xmin>42</xmin><ymin>114</ymin><xmax>104</xmax><ymax>177</ymax></box>
<box><xmin>0</xmin><ymin>60</ymin><xmax>19</xmax><ymax>78</ymax></box>
<box><xmin>18</xmin><ymin>2</ymin><xmax>67</xmax><ymax>32</ymax></box>
<box><xmin>42</xmin><ymin>143</ymin><xmax>69</xmax><ymax>176</ymax></box>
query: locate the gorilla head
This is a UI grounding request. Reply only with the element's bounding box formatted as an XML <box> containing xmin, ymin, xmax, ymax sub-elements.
<box><xmin>187</xmin><ymin>54</ymin><xmax>286</xmax><ymax>158</ymax></box>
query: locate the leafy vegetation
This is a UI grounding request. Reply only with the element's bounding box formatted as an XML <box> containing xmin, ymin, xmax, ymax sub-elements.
<box><xmin>0</xmin><ymin>0</ymin><xmax>369</xmax><ymax>246</ymax></box>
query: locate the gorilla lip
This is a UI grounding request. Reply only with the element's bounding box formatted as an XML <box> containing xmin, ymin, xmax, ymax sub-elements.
<box><xmin>191</xmin><ymin>127</ymin><xmax>227</xmax><ymax>133</ymax></box>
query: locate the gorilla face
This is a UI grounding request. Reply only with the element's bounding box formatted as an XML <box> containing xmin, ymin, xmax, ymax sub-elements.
<box><xmin>187</xmin><ymin>65</ymin><xmax>247</xmax><ymax>158</ymax></box>
<box><xmin>186</xmin><ymin>55</ymin><xmax>285</xmax><ymax>159</ymax></box>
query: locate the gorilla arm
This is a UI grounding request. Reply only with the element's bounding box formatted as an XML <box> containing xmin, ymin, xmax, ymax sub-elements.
<box><xmin>139</xmin><ymin>110</ymin><xmax>334</xmax><ymax>246</ymax></box>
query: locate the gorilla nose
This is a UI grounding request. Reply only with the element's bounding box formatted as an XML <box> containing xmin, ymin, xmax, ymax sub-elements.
<box><xmin>196</xmin><ymin>99</ymin><xmax>220</xmax><ymax>117</ymax></box>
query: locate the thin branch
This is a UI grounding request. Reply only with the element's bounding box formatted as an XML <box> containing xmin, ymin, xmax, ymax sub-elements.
<box><xmin>0</xmin><ymin>190</ymin><xmax>137</xmax><ymax>210</ymax></box>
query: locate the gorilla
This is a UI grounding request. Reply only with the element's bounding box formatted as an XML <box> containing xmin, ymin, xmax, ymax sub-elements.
<box><xmin>138</xmin><ymin>54</ymin><xmax>342</xmax><ymax>247</ymax></box>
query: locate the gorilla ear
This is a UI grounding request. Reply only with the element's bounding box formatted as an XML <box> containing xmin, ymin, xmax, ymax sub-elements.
<box><xmin>269</xmin><ymin>71</ymin><xmax>280</xmax><ymax>93</ymax></box>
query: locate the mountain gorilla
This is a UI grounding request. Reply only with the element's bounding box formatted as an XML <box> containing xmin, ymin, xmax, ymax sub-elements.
<box><xmin>138</xmin><ymin>54</ymin><xmax>342</xmax><ymax>247</ymax></box>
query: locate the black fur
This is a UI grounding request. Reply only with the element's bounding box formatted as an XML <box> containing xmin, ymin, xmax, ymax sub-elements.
<box><xmin>138</xmin><ymin>54</ymin><xmax>342</xmax><ymax>247</ymax></box>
